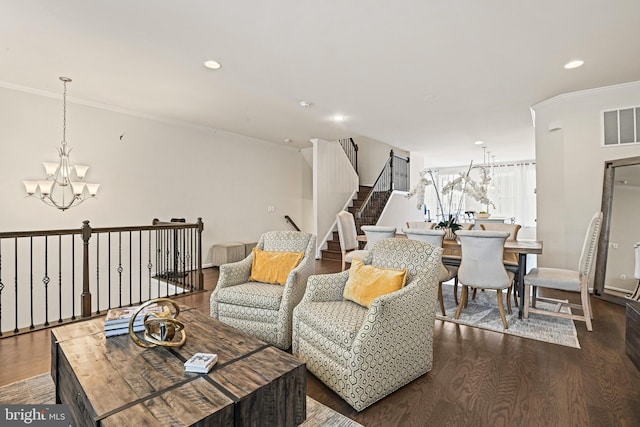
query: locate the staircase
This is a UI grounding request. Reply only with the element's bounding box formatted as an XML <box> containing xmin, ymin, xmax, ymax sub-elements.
<box><xmin>320</xmin><ymin>185</ymin><xmax>373</xmax><ymax>262</ymax></box>
<box><xmin>319</xmin><ymin>143</ymin><xmax>410</xmax><ymax>262</ymax></box>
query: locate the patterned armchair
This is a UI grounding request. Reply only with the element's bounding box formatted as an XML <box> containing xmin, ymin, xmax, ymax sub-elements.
<box><xmin>292</xmin><ymin>238</ymin><xmax>442</xmax><ymax>411</ymax></box>
<box><xmin>210</xmin><ymin>230</ymin><xmax>316</xmax><ymax>350</ymax></box>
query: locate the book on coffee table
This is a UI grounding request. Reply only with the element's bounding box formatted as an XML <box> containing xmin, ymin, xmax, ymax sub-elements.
<box><xmin>105</xmin><ymin>324</ymin><xmax>145</xmax><ymax>337</ymax></box>
<box><xmin>104</xmin><ymin>303</ymin><xmax>161</xmax><ymax>327</ymax></box>
<box><xmin>184</xmin><ymin>353</ymin><xmax>218</xmax><ymax>373</ymax></box>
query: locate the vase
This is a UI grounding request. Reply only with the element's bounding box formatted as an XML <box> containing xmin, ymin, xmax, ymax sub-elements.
<box><xmin>443</xmin><ymin>227</ymin><xmax>456</xmax><ymax>240</ymax></box>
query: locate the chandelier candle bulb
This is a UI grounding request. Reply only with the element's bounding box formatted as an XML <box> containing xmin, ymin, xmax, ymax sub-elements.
<box><xmin>23</xmin><ymin>181</ymin><xmax>39</xmax><ymax>195</ymax></box>
<box><xmin>74</xmin><ymin>165</ymin><xmax>89</xmax><ymax>179</ymax></box>
<box><xmin>43</xmin><ymin>162</ymin><xmax>59</xmax><ymax>177</ymax></box>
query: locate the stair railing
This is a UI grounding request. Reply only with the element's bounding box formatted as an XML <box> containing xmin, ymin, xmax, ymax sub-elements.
<box><xmin>0</xmin><ymin>218</ymin><xmax>203</xmax><ymax>337</ymax></box>
<box><xmin>355</xmin><ymin>150</ymin><xmax>410</xmax><ymax>225</ymax></box>
<box><xmin>284</xmin><ymin>215</ymin><xmax>301</xmax><ymax>231</ymax></box>
<box><xmin>338</xmin><ymin>138</ymin><xmax>359</xmax><ymax>174</ymax></box>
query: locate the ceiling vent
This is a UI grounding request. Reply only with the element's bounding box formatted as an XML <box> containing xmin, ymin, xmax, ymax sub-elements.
<box><xmin>603</xmin><ymin>106</ymin><xmax>640</xmax><ymax>146</ymax></box>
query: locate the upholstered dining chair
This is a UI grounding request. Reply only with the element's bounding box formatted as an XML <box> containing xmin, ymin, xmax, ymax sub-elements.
<box><xmin>524</xmin><ymin>211</ymin><xmax>602</xmax><ymax>331</ymax></box>
<box><xmin>402</xmin><ymin>227</ymin><xmax>458</xmax><ymax>315</ymax></box>
<box><xmin>455</xmin><ymin>230</ymin><xmax>515</xmax><ymax>329</ymax></box>
<box><xmin>360</xmin><ymin>225</ymin><xmax>396</xmax><ymax>249</ymax></box>
<box><xmin>480</xmin><ymin>222</ymin><xmax>522</xmax><ymax>304</ymax></box>
<box><xmin>210</xmin><ymin>230</ymin><xmax>316</xmax><ymax>350</ymax></box>
<box><xmin>480</xmin><ymin>222</ymin><xmax>522</xmax><ymax>264</ymax></box>
<box><xmin>458</xmin><ymin>222</ymin><xmax>475</xmax><ymax>230</ymax></box>
<box><xmin>336</xmin><ymin>211</ymin><xmax>369</xmax><ymax>271</ymax></box>
<box><xmin>406</xmin><ymin>221</ymin><xmax>436</xmax><ymax>229</ymax></box>
<box><xmin>292</xmin><ymin>238</ymin><xmax>442</xmax><ymax>411</ymax></box>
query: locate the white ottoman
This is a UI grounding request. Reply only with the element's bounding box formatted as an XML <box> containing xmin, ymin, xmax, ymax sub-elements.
<box><xmin>212</xmin><ymin>242</ymin><xmax>245</xmax><ymax>267</ymax></box>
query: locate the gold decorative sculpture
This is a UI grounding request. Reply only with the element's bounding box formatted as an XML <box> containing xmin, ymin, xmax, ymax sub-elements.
<box><xmin>128</xmin><ymin>298</ymin><xmax>186</xmax><ymax>348</ymax></box>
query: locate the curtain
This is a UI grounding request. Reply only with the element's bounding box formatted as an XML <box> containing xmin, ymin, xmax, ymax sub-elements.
<box><xmin>421</xmin><ymin>163</ymin><xmax>536</xmax><ymax>227</ymax></box>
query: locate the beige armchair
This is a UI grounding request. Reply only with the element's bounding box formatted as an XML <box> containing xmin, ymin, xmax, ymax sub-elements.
<box><xmin>292</xmin><ymin>238</ymin><xmax>442</xmax><ymax>411</ymax></box>
<box><xmin>210</xmin><ymin>230</ymin><xmax>316</xmax><ymax>350</ymax></box>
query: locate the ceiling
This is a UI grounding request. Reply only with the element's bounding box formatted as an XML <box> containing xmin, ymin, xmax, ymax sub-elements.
<box><xmin>2</xmin><ymin>1</ymin><xmax>639</xmax><ymax>167</ymax></box>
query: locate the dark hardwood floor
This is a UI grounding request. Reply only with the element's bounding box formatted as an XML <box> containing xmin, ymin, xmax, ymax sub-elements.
<box><xmin>2</xmin><ymin>260</ymin><xmax>639</xmax><ymax>426</ymax></box>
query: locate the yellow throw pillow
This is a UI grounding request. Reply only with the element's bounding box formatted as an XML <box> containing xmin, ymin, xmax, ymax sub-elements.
<box><xmin>343</xmin><ymin>258</ymin><xmax>408</xmax><ymax>308</ymax></box>
<box><xmin>249</xmin><ymin>247</ymin><xmax>305</xmax><ymax>285</ymax></box>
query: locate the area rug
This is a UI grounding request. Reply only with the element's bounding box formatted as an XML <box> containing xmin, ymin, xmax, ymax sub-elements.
<box><xmin>0</xmin><ymin>374</ymin><xmax>362</xmax><ymax>427</ymax></box>
<box><xmin>437</xmin><ymin>284</ymin><xmax>581</xmax><ymax>348</ymax></box>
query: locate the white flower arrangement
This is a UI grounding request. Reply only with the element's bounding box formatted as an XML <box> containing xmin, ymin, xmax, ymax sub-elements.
<box><xmin>406</xmin><ymin>161</ymin><xmax>494</xmax><ymax>229</ymax></box>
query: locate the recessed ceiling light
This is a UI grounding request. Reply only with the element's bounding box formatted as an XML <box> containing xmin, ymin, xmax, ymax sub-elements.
<box><xmin>204</xmin><ymin>60</ymin><xmax>222</xmax><ymax>70</ymax></box>
<box><xmin>299</xmin><ymin>101</ymin><xmax>311</xmax><ymax>108</ymax></box>
<box><xmin>284</xmin><ymin>138</ymin><xmax>292</xmax><ymax>143</ymax></box>
<box><xmin>564</xmin><ymin>60</ymin><xmax>584</xmax><ymax>69</ymax></box>
<box><xmin>331</xmin><ymin>115</ymin><xmax>346</xmax><ymax>122</ymax></box>
<box><xmin>474</xmin><ymin>140</ymin><xmax>484</xmax><ymax>145</ymax></box>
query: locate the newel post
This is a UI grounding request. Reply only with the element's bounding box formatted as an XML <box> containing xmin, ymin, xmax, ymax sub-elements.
<box><xmin>196</xmin><ymin>218</ymin><xmax>204</xmax><ymax>291</ymax></box>
<box><xmin>81</xmin><ymin>220</ymin><xmax>92</xmax><ymax>317</ymax></box>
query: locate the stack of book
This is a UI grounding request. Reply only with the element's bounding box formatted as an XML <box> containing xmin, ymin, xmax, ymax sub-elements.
<box><xmin>184</xmin><ymin>353</ymin><xmax>218</xmax><ymax>373</ymax></box>
<box><xmin>104</xmin><ymin>303</ymin><xmax>160</xmax><ymax>337</ymax></box>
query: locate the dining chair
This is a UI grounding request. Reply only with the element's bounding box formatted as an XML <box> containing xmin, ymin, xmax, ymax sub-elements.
<box><xmin>336</xmin><ymin>211</ymin><xmax>370</xmax><ymax>271</ymax></box>
<box><xmin>405</xmin><ymin>221</ymin><xmax>436</xmax><ymax>229</ymax></box>
<box><xmin>480</xmin><ymin>222</ymin><xmax>522</xmax><ymax>303</ymax></box>
<box><xmin>402</xmin><ymin>227</ymin><xmax>458</xmax><ymax>315</ymax></box>
<box><xmin>523</xmin><ymin>211</ymin><xmax>602</xmax><ymax>331</ymax></box>
<box><xmin>361</xmin><ymin>225</ymin><xmax>396</xmax><ymax>250</ymax></box>
<box><xmin>455</xmin><ymin>230</ymin><xmax>515</xmax><ymax>328</ymax></box>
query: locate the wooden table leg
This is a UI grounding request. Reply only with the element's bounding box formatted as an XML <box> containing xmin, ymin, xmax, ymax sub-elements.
<box><xmin>518</xmin><ymin>253</ymin><xmax>527</xmax><ymax>319</ymax></box>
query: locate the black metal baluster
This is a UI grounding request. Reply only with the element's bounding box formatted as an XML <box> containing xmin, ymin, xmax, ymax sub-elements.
<box><xmin>30</xmin><ymin>237</ymin><xmax>35</xmax><ymax>329</ymax></box>
<box><xmin>95</xmin><ymin>233</ymin><xmax>99</xmax><ymax>315</ymax></box>
<box><xmin>129</xmin><ymin>231</ymin><xmax>132</xmax><ymax>305</ymax></box>
<box><xmin>14</xmin><ymin>238</ymin><xmax>18</xmax><ymax>333</ymax></box>
<box><xmin>43</xmin><ymin>236</ymin><xmax>49</xmax><ymax>327</ymax></box>
<box><xmin>58</xmin><ymin>235</ymin><xmax>62</xmax><ymax>323</ymax></box>
<box><xmin>139</xmin><ymin>231</ymin><xmax>142</xmax><ymax>304</ymax></box>
<box><xmin>118</xmin><ymin>232</ymin><xmax>123</xmax><ymax>307</ymax></box>
<box><xmin>108</xmin><ymin>232</ymin><xmax>112</xmax><ymax>309</ymax></box>
<box><xmin>148</xmin><ymin>230</ymin><xmax>152</xmax><ymax>298</ymax></box>
<box><xmin>72</xmin><ymin>235</ymin><xmax>76</xmax><ymax>320</ymax></box>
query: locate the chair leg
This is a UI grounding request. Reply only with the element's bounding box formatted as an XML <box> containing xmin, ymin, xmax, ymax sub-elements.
<box><xmin>455</xmin><ymin>286</ymin><xmax>468</xmax><ymax>320</ymax></box>
<box><xmin>506</xmin><ymin>286</ymin><xmax>513</xmax><ymax>314</ymax></box>
<box><xmin>581</xmin><ymin>288</ymin><xmax>593</xmax><ymax>331</ymax></box>
<box><xmin>523</xmin><ymin>284</ymin><xmax>530</xmax><ymax>318</ymax></box>
<box><xmin>454</xmin><ymin>278</ymin><xmax>459</xmax><ymax>305</ymax></box>
<box><xmin>496</xmin><ymin>289</ymin><xmax>509</xmax><ymax>329</ymax></box>
<box><xmin>512</xmin><ymin>280</ymin><xmax>518</xmax><ymax>307</ymax></box>
<box><xmin>438</xmin><ymin>282</ymin><xmax>446</xmax><ymax>316</ymax></box>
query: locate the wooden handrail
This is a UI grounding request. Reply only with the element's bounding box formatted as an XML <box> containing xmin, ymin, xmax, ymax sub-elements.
<box><xmin>284</xmin><ymin>215</ymin><xmax>301</xmax><ymax>231</ymax></box>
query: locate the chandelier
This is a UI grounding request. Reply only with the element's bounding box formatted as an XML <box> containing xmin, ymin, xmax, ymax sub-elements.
<box><xmin>23</xmin><ymin>77</ymin><xmax>99</xmax><ymax>211</ymax></box>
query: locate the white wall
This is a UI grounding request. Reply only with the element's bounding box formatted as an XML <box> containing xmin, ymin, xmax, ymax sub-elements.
<box><xmin>312</xmin><ymin>138</ymin><xmax>359</xmax><ymax>257</ymax></box>
<box><xmin>376</xmin><ymin>191</ymin><xmax>426</xmax><ymax>231</ymax></box>
<box><xmin>0</xmin><ymin>85</ymin><xmax>307</xmax><ymax>264</ymax></box>
<box><xmin>532</xmin><ymin>81</ymin><xmax>640</xmax><ymax>268</ymax></box>
<box><xmin>354</xmin><ymin>136</ymin><xmax>409</xmax><ymax>186</ymax></box>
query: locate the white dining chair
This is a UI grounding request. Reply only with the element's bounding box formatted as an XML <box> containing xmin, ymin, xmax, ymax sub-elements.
<box><xmin>336</xmin><ymin>211</ymin><xmax>369</xmax><ymax>271</ymax></box>
<box><xmin>524</xmin><ymin>211</ymin><xmax>602</xmax><ymax>331</ymax></box>
<box><xmin>455</xmin><ymin>230</ymin><xmax>514</xmax><ymax>329</ymax></box>
<box><xmin>360</xmin><ymin>225</ymin><xmax>396</xmax><ymax>250</ymax></box>
<box><xmin>402</xmin><ymin>227</ymin><xmax>458</xmax><ymax>316</ymax></box>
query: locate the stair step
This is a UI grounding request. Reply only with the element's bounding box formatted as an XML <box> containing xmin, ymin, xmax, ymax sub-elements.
<box><xmin>321</xmin><ymin>250</ymin><xmax>342</xmax><ymax>261</ymax></box>
<box><xmin>326</xmin><ymin>241</ymin><xmax>341</xmax><ymax>251</ymax></box>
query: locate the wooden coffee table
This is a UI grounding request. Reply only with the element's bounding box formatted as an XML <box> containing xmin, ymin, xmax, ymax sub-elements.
<box><xmin>51</xmin><ymin>307</ymin><xmax>306</xmax><ymax>426</ymax></box>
